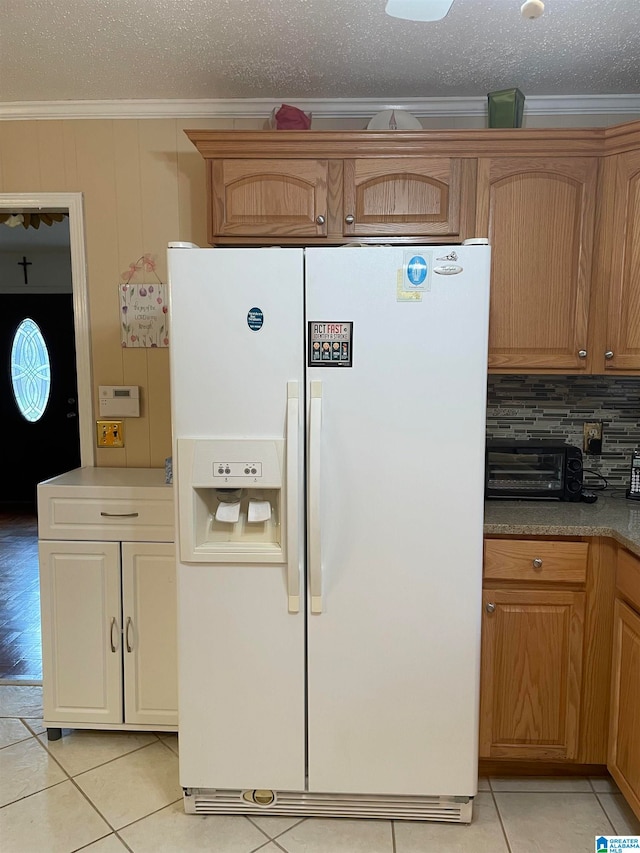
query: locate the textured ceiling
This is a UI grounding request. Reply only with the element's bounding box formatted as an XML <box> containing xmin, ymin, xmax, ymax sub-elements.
<box><xmin>1</xmin><ymin>0</ymin><xmax>639</xmax><ymax>103</ymax></box>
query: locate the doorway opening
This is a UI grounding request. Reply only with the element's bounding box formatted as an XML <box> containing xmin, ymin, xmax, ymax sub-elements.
<box><xmin>0</xmin><ymin>193</ymin><xmax>93</xmax><ymax>684</ymax></box>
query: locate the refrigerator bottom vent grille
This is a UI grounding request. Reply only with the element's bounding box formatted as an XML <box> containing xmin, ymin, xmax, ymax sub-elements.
<box><xmin>184</xmin><ymin>789</ymin><xmax>473</xmax><ymax>823</ymax></box>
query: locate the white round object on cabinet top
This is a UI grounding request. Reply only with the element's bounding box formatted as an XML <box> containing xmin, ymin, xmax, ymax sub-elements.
<box><xmin>367</xmin><ymin>109</ymin><xmax>422</xmax><ymax>130</ymax></box>
<box><xmin>521</xmin><ymin>0</ymin><xmax>544</xmax><ymax>19</ymax></box>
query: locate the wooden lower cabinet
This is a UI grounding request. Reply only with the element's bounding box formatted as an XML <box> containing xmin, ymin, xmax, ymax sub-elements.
<box><xmin>479</xmin><ymin>587</ymin><xmax>585</xmax><ymax>760</ymax></box>
<box><xmin>608</xmin><ymin>549</ymin><xmax>640</xmax><ymax>821</ymax></box>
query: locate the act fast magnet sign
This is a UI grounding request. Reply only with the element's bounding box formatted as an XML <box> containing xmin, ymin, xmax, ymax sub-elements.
<box><xmin>308</xmin><ymin>321</ymin><xmax>353</xmax><ymax>367</ymax></box>
<box><xmin>403</xmin><ymin>251</ymin><xmax>432</xmax><ymax>292</ymax></box>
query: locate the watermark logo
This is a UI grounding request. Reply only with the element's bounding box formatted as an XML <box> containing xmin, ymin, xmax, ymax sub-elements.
<box><xmin>596</xmin><ymin>837</ymin><xmax>640</xmax><ymax>851</ymax></box>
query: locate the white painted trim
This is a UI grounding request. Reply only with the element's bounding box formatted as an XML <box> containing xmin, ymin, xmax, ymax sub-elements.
<box><xmin>0</xmin><ymin>193</ymin><xmax>94</xmax><ymax>467</ymax></box>
<box><xmin>1</xmin><ymin>94</ymin><xmax>639</xmax><ymax>121</ymax></box>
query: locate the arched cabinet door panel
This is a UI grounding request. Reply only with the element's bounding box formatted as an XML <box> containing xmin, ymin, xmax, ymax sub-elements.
<box><xmin>210</xmin><ymin>159</ymin><xmax>329</xmax><ymax>238</ymax></box>
<box><xmin>604</xmin><ymin>150</ymin><xmax>640</xmax><ymax>372</ymax></box>
<box><xmin>476</xmin><ymin>157</ymin><xmax>597</xmax><ymax>372</ymax></box>
<box><xmin>343</xmin><ymin>157</ymin><xmax>476</xmax><ymax>239</ymax></box>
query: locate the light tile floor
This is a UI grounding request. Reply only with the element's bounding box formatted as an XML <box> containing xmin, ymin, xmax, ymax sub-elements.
<box><xmin>1</xmin><ymin>687</ymin><xmax>639</xmax><ymax>853</ymax></box>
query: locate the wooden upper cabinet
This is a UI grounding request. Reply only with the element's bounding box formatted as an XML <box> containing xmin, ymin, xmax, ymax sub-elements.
<box><xmin>477</xmin><ymin>157</ymin><xmax>598</xmax><ymax>371</ymax></box>
<box><xmin>209</xmin><ymin>159</ymin><xmax>329</xmax><ymax>239</ymax></box>
<box><xmin>342</xmin><ymin>157</ymin><xmax>475</xmax><ymax>239</ymax></box>
<box><xmin>604</xmin><ymin>150</ymin><xmax>640</xmax><ymax>372</ymax></box>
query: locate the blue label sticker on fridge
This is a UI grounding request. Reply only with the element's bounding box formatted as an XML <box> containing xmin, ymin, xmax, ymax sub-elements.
<box><xmin>247</xmin><ymin>307</ymin><xmax>264</xmax><ymax>331</ymax></box>
<box><xmin>308</xmin><ymin>322</ymin><xmax>353</xmax><ymax>367</ymax></box>
<box><xmin>403</xmin><ymin>251</ymin><xmax>432</xmax><ymax>292</ymax></box>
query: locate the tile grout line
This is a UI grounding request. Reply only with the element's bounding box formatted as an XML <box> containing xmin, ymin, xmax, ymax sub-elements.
<box><xmin>28</xmin><ymin>730</ymin><xmax>122</xmax><ymax>835</ymax></box>
<box><xmin>32</xmin><ymin>726</ymin><xmax>181</xmax><ymax>841</ymax></box>
<box><xmin>490</xmin><ymin>788</ymin><xmax>516</xmax><ymax>853</ymax></box>
<box><xmin>594</xmin><ymin>792</ymin><xmax>620</xmax><ymax>835</ymax></box>
<box><xmin>391</xmin><ymin>817</ymin><xmax>397</xmax><ymax>853</ymax></box>
<box><xmin>247</xmin><ymin>814</ymin><xmax>307</xmax><ymax>843</ymax></box>
<box><xmin>40</xmin><ymin>732</ymin><xmax>170</xmax><ymax>779</ymax></box>
<box><xmin>114</xmin><ymin>796</ymin><xmax>183</xmax><ymax>836</ymax></box>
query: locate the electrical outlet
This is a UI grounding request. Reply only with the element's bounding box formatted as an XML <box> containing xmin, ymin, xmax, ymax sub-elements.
<box><xmin>96</xmin><ymin>420</ymin><xmax>124</xmax><ymax>448</ymax></box>
<box><xmin>583</xmin><ymin>421</ymin><xmax>603</xmax><ymax>454</ymax></box>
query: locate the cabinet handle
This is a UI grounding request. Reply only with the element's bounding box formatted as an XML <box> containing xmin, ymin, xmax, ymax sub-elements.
<box><xmin>316</xmin><ymin>214</ymin><xmax>326</xmax><ymax>226</ymax></box>
<box><xmin>110</xmin><ymin>617</ymin><xmax>118</xmax><ymax>653</ymax></box>
<box><xmin>345</xmin><ymin>214</ymin><xmax>355</xmax><ymax>225</ymax></box>
<box><xmin>605</xmin><ymin>350</ymin><xmax>614</xmax><ymax>360</ymax></box>
<box><xmin>578</xmin><ymin>350</ymin><xmax>587</xmax><ymax>359</ymax></box>
<box><xmin>532</xmin><ymin>558</ymin><xmax>543</xmax><ymax>569</ymax></box>
<box><xmin>100</xmin><ymin>512</ymin><xmax>139</xmax><ymax>518</ymax></box>
<box><xmin>485</xmin><ymin>602</ymin><xmax>496</xmax><ymax>614</ymax></box>
<box><xmin>125</xmin><ymin>617</ymin><xmax>134</xmax><ymax>653</ymax></box>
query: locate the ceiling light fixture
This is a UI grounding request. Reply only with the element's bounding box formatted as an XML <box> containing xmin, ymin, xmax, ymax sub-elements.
<box><xmin>385</xmin><ymin>0</ymin><xmax>454</xmax><ymax>22</ymax></box>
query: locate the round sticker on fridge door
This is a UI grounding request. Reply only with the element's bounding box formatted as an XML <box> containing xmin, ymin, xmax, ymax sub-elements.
<box><xmin>406</xmin><ymin>256</ymin><xmax>428</xmax><ymax>286</ymax></box>
<box><xmin>247</xmin><ymin>307</ymin><xmax>264</xmax><ymax>331</ymax></box>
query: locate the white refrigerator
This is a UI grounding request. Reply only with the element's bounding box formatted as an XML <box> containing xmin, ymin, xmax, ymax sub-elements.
<box><xmin>168</xmin><ymin>244</ymin><xmax>490</xmax><ymax>822</ymax></box>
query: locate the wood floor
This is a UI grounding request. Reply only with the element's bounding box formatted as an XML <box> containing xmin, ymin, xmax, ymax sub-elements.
<box><xmin>0</xmin><ymin>507</ymin><xmax>41</xmax><ymax>682</ymax></box>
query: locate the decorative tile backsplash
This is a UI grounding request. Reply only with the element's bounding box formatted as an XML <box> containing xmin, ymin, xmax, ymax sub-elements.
<box><xmin>486</xmin><ymin>376</ymin><xmax>640</xmax><ymax>488</ymax></box>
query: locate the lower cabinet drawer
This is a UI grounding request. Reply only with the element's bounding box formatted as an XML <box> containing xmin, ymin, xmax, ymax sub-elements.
<box><xmin>38</xmin><ymin>494</ymin><xmax>174</xmax><ymax>542</ymax></box>
<box><xmin>484</xmin><ymin>539</ymin><xmax>589</xmax><ymax>584</ymax></box>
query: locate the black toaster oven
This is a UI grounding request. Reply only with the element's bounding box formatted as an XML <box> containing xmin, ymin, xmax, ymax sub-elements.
<box><xmin>485</xmin><ymin>441</ymin><xmax>584</xmax><ymax>501</ymax></box>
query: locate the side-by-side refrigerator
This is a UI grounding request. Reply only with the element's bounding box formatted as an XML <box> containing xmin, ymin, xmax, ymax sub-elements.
<box><xmin>168</xmin><ymin>244</ymin><xmax>490</xmax><ymax>822</ymax></box>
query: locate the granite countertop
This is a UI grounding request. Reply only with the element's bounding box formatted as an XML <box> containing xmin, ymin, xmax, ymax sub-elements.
<box><xmin>484</xmin><ymin>495</ymin><xmax>640</xmax><ymax>557</ymax></box>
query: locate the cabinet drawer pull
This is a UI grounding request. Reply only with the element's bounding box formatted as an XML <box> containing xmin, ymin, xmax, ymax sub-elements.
<box><xmin>532</xmin><ymin>558</ymin><xmax>543</xmax><ymax>569</ymax></box>
<box><xmin>125</xmin><ymin>617</ymin><xmax>134</xmax><ymax>653</ymax></box>
<box><xmin>486</xmin><ymin>602</ymin><xmax>496</xmax><ymax>614</ymax></box>
<box><xmin>100</xmin><ymin>511</ymin><xmax>139</xmax><ymax>518</ymax></box>
<box><xmin>605</xmin><ymin>350</ymin><xmax>614</xmax><ymax>360</ymax></box>
<box><xmin>316</xmin><ymin>214</ymin><xmax>326</xmax><ymax>225</ymax></box>
<box><xmin>578</xmin><ymin>350</ymin><xmax>587</xmax><ymax>359</ymax></box>
<box><xmin>110</xmin><ymin>617</ymin><xmax>119</xmax><ymax>653</ymax></box>
<box><xmin>345</xmin><ymin>214</ymin><xmax>355</xmax><ymax>224</ymax></box>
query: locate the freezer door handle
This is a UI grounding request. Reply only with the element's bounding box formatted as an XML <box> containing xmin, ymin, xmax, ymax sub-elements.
<box><xmin>309</xmin><ymin>380</ymin><xmax>323</xmax><ymax>614</ymax></box>
<box><xmin>286</xmin><ymin>381</ymin><xmax>301</xmax><ymax>613</ymax></box>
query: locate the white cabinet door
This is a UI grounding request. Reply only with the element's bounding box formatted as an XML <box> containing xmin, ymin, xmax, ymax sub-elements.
<box><xmin>121</xmin><ymin>543</ymin><xmax>178</xmax><ymax>726</ymax></box>
<box><xmin>39</xmin><ymin>541</ymin><xmax>122</xmax><ymax>725</ymax></box>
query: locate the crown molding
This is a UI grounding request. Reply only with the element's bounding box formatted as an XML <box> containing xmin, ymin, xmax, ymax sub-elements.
<box><xmin>1</xmin><ymin>94</ymin><xmax>639</xmax><ymax>121</ymax></box>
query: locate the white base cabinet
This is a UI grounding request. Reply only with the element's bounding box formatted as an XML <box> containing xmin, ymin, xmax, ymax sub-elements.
<box><xmin>37</xmin><ymin>468</ymin><xmax>176</xmax><ymax>737</ymax></box>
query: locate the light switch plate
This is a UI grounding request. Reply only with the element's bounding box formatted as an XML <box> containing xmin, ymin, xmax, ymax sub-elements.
<box><xmin>96</xmin><ymin>420</ymin><xmax>124</xmax><ymax>448</ymax></box>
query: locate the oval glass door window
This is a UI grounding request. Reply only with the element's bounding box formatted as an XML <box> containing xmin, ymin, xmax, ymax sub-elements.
<box><xmin>10</xmin><ymin>318</ymin><xmax>51</xmax><ymax>422</ymax></box>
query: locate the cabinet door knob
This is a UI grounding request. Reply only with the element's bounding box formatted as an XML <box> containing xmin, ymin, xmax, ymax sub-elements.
<box><xmin>345</xmin><ymin>214</ymin><xmax>355</xmax><ymax>225</ymax></box>
<box><xmin>485</xmin><ymin>602</ymin><xmax>496</xmax><ymax>614</ymax></box>
<box><xmin>316</xmin><ymin>214</ymin><xmax>326</xmax><ymax>226</ymax></box>
<box><xmin>532</xmin><ymin>558</ymin><xmax>543</xmax><ymax>569</ymax></box>
<box><xmin>605</xmin><ymin>350</ymin><xmax>614</xmax><ymax>359</ymax></box>
<box><xmin>578</xmin><ymin>350</ymin><xmax>588</xmax><ymax>359</ymax></box>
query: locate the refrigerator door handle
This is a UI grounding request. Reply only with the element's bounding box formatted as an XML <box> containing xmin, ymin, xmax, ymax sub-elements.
<box><xmin>286</xmin><ymin>381</ymin><xmax>301</xmax><ymax>614</ymax></box>
<box><xmin>309</xmin><ymin>380</ymin><xmax>323</xmax><ymax>614</ymax></box>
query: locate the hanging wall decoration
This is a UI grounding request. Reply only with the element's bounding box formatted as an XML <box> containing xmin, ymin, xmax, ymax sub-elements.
<box><xmin>120</xmin><ymin>254</ymin><xmax>169</xmax><ymax>348</ymax></box>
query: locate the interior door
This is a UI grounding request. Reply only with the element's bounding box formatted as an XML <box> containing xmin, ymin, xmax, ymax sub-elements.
<box><xmin>305</xmin><ymin>246</ymin><xmax>490</xmax><ymax>796</ymax></box>
<box><xmin>0</xmin><ymin>293</ymin><xmax>80</xmax><ymax>505</ymax></box>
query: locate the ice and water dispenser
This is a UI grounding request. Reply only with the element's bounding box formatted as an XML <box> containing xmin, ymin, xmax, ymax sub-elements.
<box><xmin>177</xmin><ymin>438</ymin><xmax>286</xmax><ymax>563</ymax></box>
